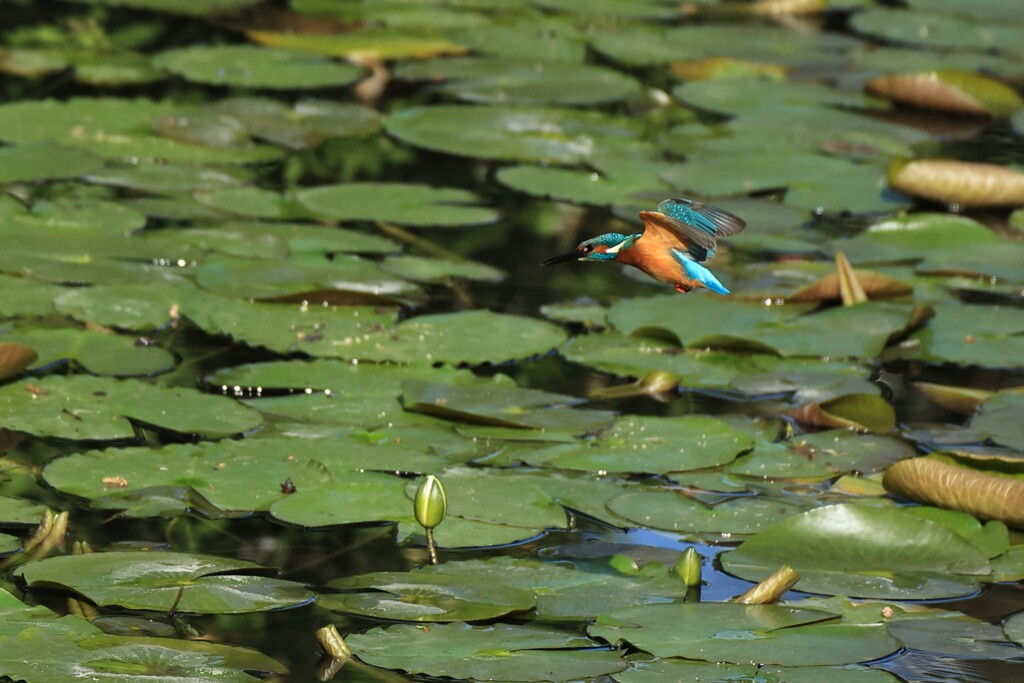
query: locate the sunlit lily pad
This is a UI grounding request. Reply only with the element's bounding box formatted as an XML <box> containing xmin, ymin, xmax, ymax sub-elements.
<box><xmin>384</xmin><ymin>104</ymin><xmax>638</xmax><ymax>164</ymax></box>
<box><xmin>0</xmin><ymin>375</ymin><xmax>263</xmax><ymax>440</ymax></box>
<box><xmin>348</xmin><ymin>622</ymin><xmax>626</xmax><ymax>681</ymax></box>
<box><xmin>268</xmin><ymin>472</ymin><xmax>415</xmax><ymax>527</ymax></box>
<box><xmin>515</xmin><ymin>416</ymin><xmax>753</xmax><ymax>474</ymax></box>
<box><xmin>0</xmin><ymin>328</ymin><xmax>175</xmax><ymax>377</ymax></box>
<box><xmin>15</xmin><ymin>551</ymin><xmax>313</xmax><ymax>613</ymax></box>
<box><xmin>867</xmin><ymin>70</ymin><xmax>1023</xmax><ymax>117</ymax></box>
<box><xmin>722</xmin><ymin>504</ymin><xmax>990</xmax><ymax>598</ymax></box>
<box><xmin>153</xmin><ymin>45</ymin><xmax>363</xmax><ymax>89</ymax></box>
<box><xmin>246</xmin><ymin>28</ymin><xmax>467</xmax><ymax>61</ymax></box>
<box><xmin>296</xmin><ymin>182</ymin><xmax>498</xmax><ymax>227</ymax></box>
<box><xmin>888</xmin><ymin>158</ymin><xmax>1024</xmax><ymax>208</ymax></box>
<box><xmin>320</xmin><ymin>572</ymin><xmax>536</xmax><ymax>621</ymax></box>
<box><xmin>396</xmin><ymin>57</ymin><xmax>641</xmax><ymax>106</ymax></box>
<box><xmin>883</xmin><ymin>454</ymin><xmax>1024</xmax><ymax>529</ymax></box>
<box><xmin>607</xmin><ymin>490</ymin><xmax>806</xmax><ymax>535</ymax></box>
<box><xmin>86</xmin><ymin>163</ymin><xmax>253</xmax><ymax>193</ymax></box>
<box><xmin>889</xmin><ymin>617</ymin><xmax>1023</xmax><ymax>659</ymax></box>
<box><xmin>590</xmin><ymin>602</ymin><xmax>899</xmax><ymax>665</ymax></box>
<box><xmin>614</xmin><ymin>659</ymin><xmax>901</xmax><ymax>683</ymax></box>
<box><xmin>402</xmin><ymin>377</ymin><xmax>612</xmax><ymax>431</ymax></box>
<box><xmin>727</xmin><ymin>431</ymin><xmax>915</xmax><ymax>480</ymax></box>
<box><xmin>911</xmin><ymin>302</ymin><xmax>1024</xmax><ymax>368</ymax></box>
<box><xmin>0</xmin><ymin>97</ymin><xmax>173</xmax><ymax>144</ymax></box>
<box><xmin>972</xmin><ymin>391</ymin><xmax>1024</xmax><ymax>451</ymax></box>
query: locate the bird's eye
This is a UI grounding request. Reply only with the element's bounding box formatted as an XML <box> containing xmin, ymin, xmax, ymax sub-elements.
<box><xmin>582</xmin><ymin>244</ymin><xmax>593</xmax><ymax>253</ymax></box>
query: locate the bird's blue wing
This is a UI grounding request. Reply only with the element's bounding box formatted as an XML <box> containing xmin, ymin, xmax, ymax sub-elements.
<box><xmin>656</xmin><ymin>198</ymin><xmax>746</xmax><ymax>261</ymax></box>
<box><xmin>671</xmin><ymin>249</ymin><xmax>730</xmax><ymax>295</ymax></box>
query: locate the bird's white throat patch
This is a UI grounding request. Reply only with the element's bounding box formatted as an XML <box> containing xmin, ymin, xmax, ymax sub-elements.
<box><xmin>605</xmin><ymin>239</ymin><xmax>629</xmax><ymax>255</ymax></box>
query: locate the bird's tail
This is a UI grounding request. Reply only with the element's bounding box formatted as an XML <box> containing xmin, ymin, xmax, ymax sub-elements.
<box><xmin>672</xmin><ymin>249</ymin><xmax>731</xmax><ymax>295</ymax></box>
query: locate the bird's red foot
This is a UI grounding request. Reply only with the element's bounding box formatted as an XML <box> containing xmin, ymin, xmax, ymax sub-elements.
<box><xmin>674</xmin><ymin>284</ymin><xmax>692</xmax><ymax>294</ymax></box>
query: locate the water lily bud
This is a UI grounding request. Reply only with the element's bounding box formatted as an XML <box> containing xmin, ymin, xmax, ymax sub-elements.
<box><xmin>414</xmin><ymin>475</ymin><xmax>447</xmax><ymax>530</ymax></box>
<box><xmin>315</xmin><ymin>624</ymin><xmax>352</xmax><ymax>660</ymax></box>
<box><xmin>639</xmin><ymin>371</ymin><xmax>680</xmax><ymax>394</ymax></box>
<box><xmin>674</xmin><ymin>546</ymin><xmax>702</xmax><ymax>587</ymax></box>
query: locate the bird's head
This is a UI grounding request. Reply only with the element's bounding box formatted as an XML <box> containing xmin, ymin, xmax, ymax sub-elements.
<box><xmin>542</xmin><ymin>232</ymin><xmax>636</xmax><ymax>266</ymax></box>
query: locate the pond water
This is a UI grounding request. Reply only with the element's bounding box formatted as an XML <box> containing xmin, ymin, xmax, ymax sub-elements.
<box><xmin>1</xmin><ymin>1</ymin><xmax>1023</xmax><ymax>682</ymax></box>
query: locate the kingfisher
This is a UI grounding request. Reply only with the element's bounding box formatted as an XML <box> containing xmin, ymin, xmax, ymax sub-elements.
<box><xmin>542</xmin><ymin>198</ymin><xmax>746</xmax><ymax>294</ymax></box>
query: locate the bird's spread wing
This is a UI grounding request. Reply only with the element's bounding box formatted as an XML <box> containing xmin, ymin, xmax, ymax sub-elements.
<box><xmin>659</xmin><ymin>198</ymin><xmax>746</xmax><ymax>239</ymax></box>
<box><xmin>640</xmin><ymin>198</ymin><xmax>746</xmax><ymax>262</ymax></box>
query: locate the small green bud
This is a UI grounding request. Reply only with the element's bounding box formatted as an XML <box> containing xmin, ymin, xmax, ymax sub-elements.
<box><xmin>674</xmin><ymin>547</ymin><xmax>702</xmax><ymax>587</ymax></box>
<box><xmin>414</xmin><ymin>475</ymin><xmax>447</xmax><ymax>530</ymax></box>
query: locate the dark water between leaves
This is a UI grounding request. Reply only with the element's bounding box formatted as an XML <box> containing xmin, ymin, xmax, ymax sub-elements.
<box><xmin>2</xmin><ymin>1</ymin><xmax>1024</xmax><ymax>683</ymax></box>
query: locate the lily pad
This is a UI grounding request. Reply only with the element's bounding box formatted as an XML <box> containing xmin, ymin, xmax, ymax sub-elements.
<box><xmin>268</xmin><ymin>472</ymin><xmax>415</xmax><ymax>528</ymax></box>
<box><xmin>590</xmin><ymin>602</ymin><xmax>899</xmax><ymax>666</ymax></box>
<box><xmin>851</xmin><ymin>8</ymin><xmax>1022</xmax><ymax>52</ymax></box>
<box><xmin>347</xmin><ymin>622</ymin><xmax>626</xmax><ymax>681</ymax></box>
<box><xmin>972</xmin><ymin>392</ymin><xmax>1024</xmax><ymax>451</ymax></box>
<box><xmin>728</xmin><ymin>431</ymin><xmax>915</xmax><ymax>480</ymax></box>
<box><xmin>721</xmin><ymin>504</ymin><xmax>990</xmax><ymax>599</ymax></box>
<box><xmin>0</xmin><ymin>143</ymin><xmax>104</xmax><ymax>184</ymax></box>
<box><xmin>153</xmin><ymin>45</ymin><xmax>363</xmax><ymax>89</ymax></box>
<box><xmin>515</xmin><ymin>416</ymin><xmax>754</xmax><ymax>474</ymax></box>
<box><xmin>380</xmin><ymin>255</ymin><xmax>504</xmax><ymax>284</ymax></box>
<box><xmin>67</xmin><ymin>0</ymin><xmax>264</xmax><ymax>16</ymax></box>
<box><xmin>0</xmin><ymin>328</ymin><xmax>175</xmax><ymax>377</ymax></box>
<box><xmin>402</xmin><ymin>377</ymin><xmax>613</xmax><ymax>432</ymax></box>
<box><xmin>866</xmin><ymin>70</ymin><xmax>1023</xmax><ymax>117</ymax></box>
<box><xmin>15</xmin><ymin>551</ymin><xmax>313</xmax><ymax>613</ymax></box>
<box><xmin>607</xmin><ymin>490</ymin><xmax>807</xmax><ymax>535</ymax></box>
<box><xmin>246</xmin><ymin>28</ymin><xmax>467</xmax><ymax>61</ymax></box>
<box><xmin>0</xmin><ymin>375</ymin><xmax>263</xmax><ymax>440</ymax></box>
<box><xmin>296</xmin><ymin>182</ymin><xmax>498</xmax><ymax>227</ymax></box>
<box><xmin>0</xmin><ymin>97</ymin><xmax>173</xmax><ymax>144</ymax></box>
<box><xmin>0</xmin><ymin>590</ymin><xmax>287</xmax><ymax>683</ymax></box>
<box><xmin>888</xmin><ymin>158</ymin><xmax>1024</xmax><ymax>208</ymax></box>
<box><xmin>911</xmin><ymin>302</ymin><xmax>1024</xmax><ymax>368</ymax></box>
<box><xmin>320</xmin><ymin>572</ymin><xmax>536</xmax><ymax>622</ymax></box>
<box><xmin>384</xmin><ymin>104</ymin><xmax>639</xmax><ymax>165</ymax></box>
<box><xmin>614</xmin><ymin>659</ymin><xmax>901</xmax><ymax>683</ymax></box>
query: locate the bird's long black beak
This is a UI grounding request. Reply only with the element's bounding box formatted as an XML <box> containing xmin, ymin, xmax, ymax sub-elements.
<box><xmin>541</xmin><ymin>250</ymin><xmax>580</xmax><ymax>266</ymax></box>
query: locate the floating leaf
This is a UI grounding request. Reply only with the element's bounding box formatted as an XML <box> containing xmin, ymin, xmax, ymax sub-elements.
<box><xmin>384</xmin><ymin>104</ymin><xmax>637</xmax><ymax>164</ymax></box>
<box><xmin>0</xmin><ymin>97</ymin><xmax>173</xmax><ymax>144</ymax></box>
<box><xmin>867</xmin><ymin>70</ymin><xmax>1023</xmax><ymax>117</ymax></box>
<box><xmin>788</xmin><ymin>393</ymin><xmax>896</xmax><ymax>433</ymax></box>
<box><xmin>348</xmin><ymin>622</ymin><xmax>626</xmax><ymax>681</ymax></box>
<box><xmin>296</xmin><ymin>183</ymin><xmax>498</xmax><ymax>227</ymax></box>
<box><xmin>911</xmin><ymin>302</ymin><xmax>1024</xmax><ymax>368</ymax></box>
<box><xmin>15</xmin><ymin>551</ymin><xmax>313</xmax><ymax>613</ymax></box>
<box><xmin>590</xmin><ymin>602</ymin><xmax>899</xmax><ymax>666</ymax></box>
<box><xmin>607</xmin><ymin>490</ymin><xmax>806</xmax><ymax>535</ymax></box>
<box><xmin>851</xmin><ymin>8</ymin><xmax>1022</xmax><ymax>52</ymax></box>
<box><xmin>320</xmin><ymin>572</ymin><xmax>536</xmax><ymax>622</ymax></box>
<box><xmin>397</xmin><ymin>57</ymin><xmax>641</xmax><ymax>106</ymax></box>
<box><xmin>268</xmin><ymin>472</ymin><xmax>415</xmax><ymax>528</ymax></box>
<box><xmin>0</xmin><ymin>343</ymin><xmax>37</xmax><ymax>381</ymax></box>
<box><xmin>402</xmin><ymin>378</ymin><xmax>613</xmax><ymax>432</ymax></box>
<box><xmin>971</xmin><ymin>391</ymin><xmax>1024</xmax><ymax>451</ymax></box>
<box><xmin>0</xmin><ymin>143</ymin><xmax>103</xmax><ymax>184</ymax></box>
<box><xmin>888</xmin><ymin>159</ymin><xmax>1024</xmax><ymax>208</ymax></box>
<box><xmin>86</xmin><ymin>163</ymin><xmax>253</xmax><ymax>193</ymax></box>
<box><xmin>1</xmin><ymin>328</ymin><xmax>175</xmax><ymax>377</ymax></box>
<box><xmin>515</xmin><ymin>416</ymin><xmax>754</xmax><ymax>474</ymax></box>
<box><xmin>721</xmin><ymin>504</ymin><xmax>990</xmax><ymax>599</ymax></box>
<box><xmin>0</xmin><ymin>375</ymin><xmax>262</xmax><ymax>440</ymax></box>
<box><xmin>247</xmin><ymin>28</ymin><xmax>467</xmax><ymax>61</ymax></box>
<box><xmin>67</xmin><ymin>0</ymin><xmax>264</xmax><ymax>16</ymax></box>
<box><xmin>728</xmin><ymin>431</ymin><xmax>915</xmax><ymax>480</ymax></box>
<box><xmin>380</xmin><ymin>255</ymin><xmax>504</xmax><ymax>284</ymax></box>
<box><xmin>153</xmin><ymin>45</ymin><xmax>364</xmax><ymax>89</ymax></box>
<box><xmin>883</xmin><ymin>454</ymin><xmax>1024</xmax><ymax>529</ymax></box>
<box><xmin>614</xmin><ymin>659</ymin><xmax>901</xmax><ymax>683</ymax></box>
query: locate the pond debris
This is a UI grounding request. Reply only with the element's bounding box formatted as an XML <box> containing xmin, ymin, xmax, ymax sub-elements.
<box><xmin>733</xmin><ymin>564</ymin><xmax>800</xmax><ymax>604</ymax></box>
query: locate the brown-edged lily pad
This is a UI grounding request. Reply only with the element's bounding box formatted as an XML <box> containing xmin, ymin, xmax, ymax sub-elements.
<box><xmin>883</xmin><ymin>454</ymin><xmax>1024</xmax><ymax>529</ymax></box>
<box><xmin>788</xmin><ymin>393</ymin><xmax>896</xmax><ymax>433</ymax></box>
<box><xmin>888</xmin><ymin>159</ymin><xmax>1024</xmax><ymax>207</ymax></box>
<box><xmin>867</xmin><ymin>70</ymin><xmax>1023</xmax><ymax>117</ymax></box>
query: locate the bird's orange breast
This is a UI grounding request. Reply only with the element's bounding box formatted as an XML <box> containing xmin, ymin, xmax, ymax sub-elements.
<box><xmin>617</xmin><ymin>238</ymin><xmax>688</xmax><ymax>286</ymax></box>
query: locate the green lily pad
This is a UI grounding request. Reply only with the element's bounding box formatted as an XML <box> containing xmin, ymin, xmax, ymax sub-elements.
<box><xmin>0</xmin><ymin>495</ymin><xmax>48</xmax><ymax>526</ymax></box>
<box><xmin>838</xmin><ymin>213</ymin><xmax>1001</xmax><ymax>265</ymax></box>
<box><xmin>607</xmin><ymin>490</ymin><xmax>807</xmax><ymax>535</ymax></box>
<box><xmin>397</xmin><ymin>57</ymin><xmax>641</xmax><ymax>106</ymax></box>
<box><xmin>972</xmin><ymin>392</ymin><xmax>1024</xmax><ymax>451</ymax></box>
<box><xmin>516</xmin><ymin>416</ymin><xmax>753</xmax><ymax>474</ymax></box>
<box><xmin>86</xmin><ymin>163</ymin><xmax>253</xmax><ymax>193</ymax></box>
<box><xmin>0</xmin><ymin>143</ymin><xmax>104</xmax><ymax>184</ymax></box>
<box><xmin>673</xmin><ymin>79</ymin><xmax>883</xmax><ymax>117</ymax></box>
<box><xmin>721</xmin><ymin>504</ymin><xmax>990</xmax><ymax>599</ymax></box>
<box><xmin>0</xmin><ymin>375</ymin><xmax>263</xmax><ymax>440</ymax></box>
<box><xmin>8</xmin><ymin>197</ymin><xmax>146</xmax><ymax>234</ymax></box>
<box><xmin>67</xmin><ymin>0</ymin><xmax>264</xmax><ymax>16</ymax></box>
<box><xmin>607</xmin><ymin>296</ymin><xmax>915</xmax><ymax>360</ymax></box>
<box><xmin>402</xmin><ymin>377</ymin><xmax>613</xmax><ymax>432</ymax></box>
<box><xmin>590</xmin><ymin>602</ymin><xmax>899</xmax><ymax>665</ymax></box>
<box><xmin>384</xmin><ymin>104</ymin><xmax>638</xmax><ymax>165</ymax></box>
<box><xmin>889</xmin><ymin>617</ymin><xmax>1024</xmax><ymax>659</ymax></box>
<box><xmin>0</xmin><ymin>97</ymin><xmax>174</xmax><ymax>144</ymax></box>
<box><xmin>320</xmin><ymin>572</ymin><xmax>536</xmax><ymax>622</ymax></box>
<box><xmin>153</xmin><ymin>45</ymin><xmax>363</xmax><ymax>89</ymax></box>
<box><xmin>247</xmin><ymin>28</ymin><xmax>467</xmax><ymax>61</ymax></box>
<box><xmin>911</xmin><ymin>302</ymin><xmax>1024</xmax><ymax>368</ymax></box>
<box><xmin>0</xmin><ymin>589</ymin><xmax>286</xmax><ymax>683</ymax></box>
<box><xmin>727</xmin><ymin>431</ymin><xmax>915</xmax><ymax>480</ymax></box>
<box><xmin>380</xmin><ymin>255</ymin><xmax>504</xmax><ymax>284</ymax></box>
<box><xmin>43</xmin><ymin>435</ymin><xmax>444</xmax><ymax>516</ymax></box>
<box><xmin>851</xmin><ymin>8</ymin><xmax>1022</xmax><ymax>52</ymax></box>
<box><xmin>296</xmin><ymin>182</ymin><xmax>498</xmax><ymax>227</ymax></box>
<box><xmin>347</xmin><ymin>622</ymin><xmax>626</xmax><ymax>681</ymax></box>
<box><xmin>268</xmin><ymin>472</ymin><xmax>415</xmax><ymax>528</ymax></box>
<box><xmin>497</xmin><ymin>160</ymin><xmax>671</xmax><ymax>210</ymax></box>
<box><xmin>1006</xmin><ymin>611</ymin><xmax>1024</xmax><ymax>646</ymax></box>
<box><xmin>423</xmin><ymin>557</ymin><xmax>685</xmax><ymax>621</ymax></box>
<box><xmin>0</xmin><ymin>328</ymin><xmax>175</xmax><ymax>377</ymax></box>
<box><xmin>15</xmin><ymin>551</ymin><xmax>313</xmax><ymax>613</ymax></box>
<box><xmin>614</xmin><ymin>659</ymin><xmax>902</xmax><ymax>683</ymax></box>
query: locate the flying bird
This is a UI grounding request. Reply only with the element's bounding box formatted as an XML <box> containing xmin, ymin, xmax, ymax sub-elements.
<box><xmin>542</xmin><ymin>198</ymin><xmax>746</xmax><ymax>294</ymax></box>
